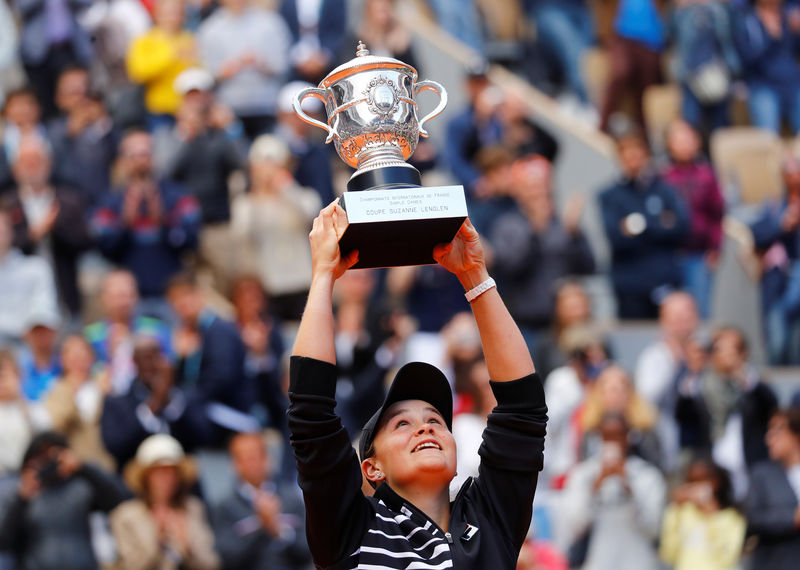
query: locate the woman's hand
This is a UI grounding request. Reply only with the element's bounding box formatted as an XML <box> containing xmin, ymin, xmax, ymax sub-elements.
<box><xmin>309</xmin><ymin>200</ymin><xmax>358</xmax><ymax>282</ymax></box>
<box><xmin>433</xmin><ymin>218</ymin><xmax>489</xmax><ymax>290</ymax></box>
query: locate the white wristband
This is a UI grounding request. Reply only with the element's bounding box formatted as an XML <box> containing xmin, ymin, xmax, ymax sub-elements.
<box><xmin>464</xmin><ymin>277</ymin><xmax>496</xmax><ymax>303</ymax></box>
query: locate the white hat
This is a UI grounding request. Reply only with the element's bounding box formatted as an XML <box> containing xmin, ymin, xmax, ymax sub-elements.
<box><xmin>278</xmin><ymin>80</ymin><xmax>323</xmax><ymax>115</ymax></box>
<box><xmin>123</xmin><ymin>434</ymin><xmax>197</xmax><ymax>494</ymax></box>
<box><xmin>174</xmin><ymin>68</ymin><xmax>215</xmax><ymax>95</ymax></box>
<box><xmin>248</xmin><ymin>134</ymin><xmax>291</xmax><ymax>165</ymax></box>
<box><xmin>25</xmin><ymin>309</ymin><xmax>61</xmax><ymax>332</ymax></box>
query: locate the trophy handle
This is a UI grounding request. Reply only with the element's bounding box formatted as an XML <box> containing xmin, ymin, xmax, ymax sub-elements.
<box><xmin>293</xmin><ymin>87</ymin><xmax>335</xmax><ymax>143</ymax></box>
<box><xmin>414</xmin><ymin>80</ymin><xmax>448</xmax><ymax>138</ymax></box>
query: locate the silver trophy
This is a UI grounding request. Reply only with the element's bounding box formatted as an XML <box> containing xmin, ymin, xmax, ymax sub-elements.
<box><xmin>293</xmin><ymin>42</ymin><xmax>468</xmax><ymax>268</ymax></box>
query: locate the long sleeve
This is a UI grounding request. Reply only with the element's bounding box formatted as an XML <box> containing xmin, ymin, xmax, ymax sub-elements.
<box><xmin>0</xmin><ymin>494</ymin><xmax>27</xmax><ymax>551</ymax></box>
<box><xmin>126</xmin><ymin>32</ymin><xmax>178</xmax><ymax>84</ymax></box>
<box><xmin>111</xmin><ymin>501</ymin><xmax>164</xmax><ymax>570</ymax></box>
<box><xmin>746</xmin><ymin>463</ymin><xmax>798</xmax><ymax>538</ymax></box>
<box><xmin>163</xmin><ymin>191</ymin><xmax>201</xmax><ymax>253</ymax></box>
<box><xmin>287</xmin><ymin>356</ymin><xmax>373</xmax><ymax>568</ymax></box>
<box><xmin>474</xmin><ymin>372</ymin><xmax>547</xmax><ymax>550</ymax></box>
<box><xmin>90</xmin><ymin>198</ymin><xmax>130</xmax><ymax>261</ymax></box>
<box><xmin>45</xmin><ymin>381</ymin><xmax>80</xmax><ymax>433</ymax></box>
<box><xmin>81</xmin><ymin>464</ymin><xmax>130</xmax><ymax>512</ymax></box>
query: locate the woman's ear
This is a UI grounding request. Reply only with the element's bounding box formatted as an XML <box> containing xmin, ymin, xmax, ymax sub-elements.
<box><xmin>361</xmin><ymin>457</ymin><xmax>384</xmax><ymax>484</ymax></box>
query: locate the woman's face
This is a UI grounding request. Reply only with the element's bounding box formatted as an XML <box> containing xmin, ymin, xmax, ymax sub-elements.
<box><xmin>555</xmin><ymin>286</ymin><xmax>590</xmax><ymax>328</ymax></box>
<box><xmin>366</xmin><ymin>399</ymin><xmax>457</xmax><ymax>490</ymax></box>
<box><xmin>667</xmin><ymin>121</ymin><xmax>700</xmax><ymax>163</ymax></box>
<box><xmin>145</xmin><ymin>465</ymin><xmax>180</xmax><ymax>504</ymax></box>
<box><xmin>767</xmin><ymin>416</ymin><xmax>800</xmax><ymax>463</ymax></box>
<box><xmin>61</xmin><ymin>338</ymin><xmax>93</xmax><ymax>378</ymax></box>
<box><xmin>598</xmin><ymin>369</ymin><xmax>631</xmax><ymax>413</ymax></box>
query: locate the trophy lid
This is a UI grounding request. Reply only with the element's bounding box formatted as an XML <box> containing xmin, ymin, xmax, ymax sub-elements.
<box><xmin>319</xmin><ymin>41</ymin><xmax>418</xmax><ymax>88</ymax></box>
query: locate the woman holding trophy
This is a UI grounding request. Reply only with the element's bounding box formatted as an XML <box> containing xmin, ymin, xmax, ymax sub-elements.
<box><xmin>288</xmin><ymin>200</ymin><xmax>548</xmax><ymax>568</ymax></box>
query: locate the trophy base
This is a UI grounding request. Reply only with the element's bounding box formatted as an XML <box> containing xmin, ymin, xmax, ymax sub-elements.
<box><xmin>339</xmin><ymin>185</ymin><xmax>468</xmax><ymax>269</ymax></box>
<box><xmin>347</xmin><ymin>165</ymin><xmax>422</xmax><ymax>192</ymax></box>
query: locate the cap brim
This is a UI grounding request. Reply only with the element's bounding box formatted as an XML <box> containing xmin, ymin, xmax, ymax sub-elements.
<box><xmin>359</xmin><ymin>362</ymin><xmax>453</xmax><ymax>461</ymax></box>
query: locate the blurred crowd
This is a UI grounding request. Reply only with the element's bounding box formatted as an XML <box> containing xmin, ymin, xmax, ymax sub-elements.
<box><xmin>0</xmin><ymin>0</ymin><xmax>799</xmax><ymax>570</ymax></box>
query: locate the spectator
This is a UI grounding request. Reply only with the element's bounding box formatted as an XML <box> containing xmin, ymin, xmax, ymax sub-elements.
<box><xmin>599</xmin><ymin>127</ymin><xmax>690</xmax><ymax>319</ymax></box>
<box><xmin>338</xmin><ymin>0</ymin><xmax>417</xmax><ymax>70</ymax></box>
<box><xmin>0</xmin><ymin>350</ymin><xmax>36</xmax><ymax>478</ymax></box>
<box><xmin>444</xmin><ymin>61</ymin><xmax>504</xmax><ymax>196</ymax></box>
<box><xmin>48</xmin><ymin>70</ymin><xmax>119</xmax><ymax>206</ymax></box>
<box><xmin>675</xmin><ymin>327</ymin><xmax>778</xmax><ymax>497</ymax></box>
<box><xmin>0</xmin><ymin>432</ymin><xmax>127</xmax><ymax>569</ymax></box>
<box><xmin>212</xmin><ymin>432</ymin><xmax>311</xmax><ymax>569</ymax></box>
<box><xmin>500</xmin><ymin>92</ymin><xmax>560</xmax><ymax>164</ymax></box>
<box><xmin>751</xmin><ymin>152</ymin><xmax>800</xmax><ymax>364</ymax></box>
<box><xmin>84</xmin><ymin>269</ymin><xmax>172</xmax><ymax>396</ymax></box>
<box><xmin>560</xmin><ymin>413</ymin><xmax>666</xmax><ymax>570</ymax></box>
<box><xmin>14</xmin><ymin>0</ymin><xmax>93</xmax><ymax>117</ymax></box>
<box><xmin>231</xmin><ymin>135</ymin><xmax>320</xmax><ymax>321</ymax></box>
<box><xmin>197</xmin><ymin>0</ymin><xmax>292</xmax><ymax>139</ymax></box>
<box><xmin>660</xmin><ymin>457</ymin><xmax>745</xmax><ymax>570</ymax></box>
<box><xmin>662</xmin><ymin>119</ymin><xmax>725</xmax><ymax>318</ymax></box>
<box><xmin>525</xmin><ymin>0</ymin><xmax>596</xmax><ymax>121</ymax></box>
<box><xmin>126</xmin><ymin>0</ymin><xmax>197</xmax><ymax>126</ymax></box>
<box><xmin>489</xmin><ymin>155</ymin><xmax>594</xmax><ymax>343</ymax></box>
<box><xmin>166</xmin><ymin>272</ymin><xmax>253</xmax><ymax>428</ymax></box>
<box><xmin>275</xmin><ymin>80</ymin><xmax>335</xmax><ymax>205</ymax></box>
<box><xmin>745</xmin><ymin>408</ymin><xmax>800</xmax><ymax>570</ymax></box>
<box><xmin>542</xmin><ymin>325</ymin><xmax>610</xmax><ymax>487</ymax></box>
<box><xmin>7</xmin><ymin>134</ymin><xmax>92</xmax><ymax>317</ymax></box>
<box><xmin>231</xmin><ymin>275</ymin><xmax>286</xmax><ymax>432</ymax></box>
<box><xmin>111</xmin><ymin>434</ymin><xmax>220</xmax><ymax>570</ymax></box>
<box><xmin>670</xmin><ymin>0</ymin><xmax>740</xmax><ymax>134</ymax></box>
<box><xmin>734</xmin><ymin>0</ymin><xmax>800</xmax><ymax>133</ymax></box>
<box><xmin>100</xmin><ymin>334</ymin><xmax>214</xmax><ymax>468</ymax></box>
<box><xmin>280</xmin><ymin>0</ymin><xmax>347</xmax><ymax>83</ymax></box>
<box><xmin>599</xmin><ymin>0</ymin><xmax>665</xmax><ymax>132</ymax></box>
<box><xmin>0</xmin><ymin>87</ymin><xmax>48</xmax><ymax>186</ymax></box>
<box><xmin>18</xmin><ymin>312</ymin><xmax>61</xmax><ymax>405</ymax></box>
<box><xmin>0</xmin><ymin>1</ymin><xmax>18</xmax><ymax>107</ymax></box>
<box><xmin>635</xmin><ymin>292</ymin><xmax>699</xmax><ymax>470</ymax></box>
<box><xmin>0</xmin><ymin>208</ymin><xmax>58</xmax><ymax>346</ymax></box>
<box><xmin>45</xmin><ymin>335</ymin><xmax>116</xmax><ymax>471</ymax></box>
<box><xmin>91</xmin><ymin>129</ymin><xmax>201</xmax><ymax>313</ymax></box>
<box><xmin>533</xmin><ymin>280</ymin><xmax>594</xmax><ymax>382</ymax></box>
<box><xmin>581</xmin><ymin>365</ymin><xmax>662</xmax><ymax>468</ymax></box>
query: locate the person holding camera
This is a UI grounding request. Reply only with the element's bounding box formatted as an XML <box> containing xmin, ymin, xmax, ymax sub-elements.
<box><xmin>0</xmin><ymin>432</ymin><xmax>128</xmax><ymax>569</ymax></box>
<box><xmin>660</xmin><ymin>457</ymin><xmax>745</xmax><ymax>570</ymax></box>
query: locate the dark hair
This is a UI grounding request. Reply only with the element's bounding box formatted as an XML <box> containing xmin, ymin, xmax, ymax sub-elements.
<box><xmin>2</xmin><ymin>87</ymin><xmax>39</xmax><ymax>114</ymax></box>
<box><xmin>773</xmin><ymin>408</ymin><xmax>800</xmax><ymax>439</ymax></box>
<box><xmin>711</xmin><ymin>326</ymin><xmax>749</xmax><ymax>356</ymax></box>
<box><xmin>688</xmin><ymin>456</ymin><xmax>736</xmax><ymax>509</ymax></box>
<box><xmin>166</xmin><ymin>270</ymin><xmax>200</xmax><ymax>293</ymax></box>
<box><xmin>21</xmin><ymin>432</ymin><xmax>68</xmax><ymax>469</ymax></box>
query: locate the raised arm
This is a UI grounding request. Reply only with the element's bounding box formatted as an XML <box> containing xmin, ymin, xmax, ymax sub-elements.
<box><xmin>433</xmin><ymin>219</ymin><xmax>535</xmax><ymax>381</ymax></box>
<box><xmin>291</xmin><ymin>201</ymin><xmax>358</xmax><ymax>362</ymax></box>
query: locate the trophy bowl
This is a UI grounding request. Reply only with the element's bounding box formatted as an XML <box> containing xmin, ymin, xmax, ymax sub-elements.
<box><xmin>293</xmin><ymin>42</ymin><xmax>447</xmax><ymax>191</ymax></box>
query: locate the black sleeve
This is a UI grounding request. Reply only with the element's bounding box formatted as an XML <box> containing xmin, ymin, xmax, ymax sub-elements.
<box><xmin>0</xmin><ymin>494</ymin><xmax>26</xmax><ymax>551</ymax></box>
<box><xmin>80</xmin><ymin>464</ymin><xmax>131</xmax><ymax>512</ymax></box>
<box><xmin>287</xmin><ymin>356</ymin><xmax>373</xmax><ymax>568</ymax></box>
<box><xmin>474</xmin><ymin>373</ymin><xmax>547</xmax><ymax>551</ymax></box>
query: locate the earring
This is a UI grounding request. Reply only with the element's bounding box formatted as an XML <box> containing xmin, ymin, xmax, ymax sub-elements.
<box><xmin>376</xmin><ymin>472</ymin><xmax>383</xmax><ymax>479</ymax></box>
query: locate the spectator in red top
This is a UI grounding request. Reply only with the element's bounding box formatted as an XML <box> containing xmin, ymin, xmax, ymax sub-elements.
<box><xmin>661</xmin><ymin>119</ymin><xmax>725</xmax><ymax>318</ymax></box>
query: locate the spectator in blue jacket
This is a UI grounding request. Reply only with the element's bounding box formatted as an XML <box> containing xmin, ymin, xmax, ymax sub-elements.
<box><xmin>734</xmin><ymin>0</ymin><xmax>800</xmax><ymax>133</ymax></box>
<box><xmin>100</xmin><ymin>334</ymin><xmax>215</xmax><ymax>470</ymax></box>
<box><xmin>280</xmin><ymin>0</ymin><xmax>347</xmax><ymax>83</ymax></box>
<box><xmin>750</xmin><ymin>153</ymin><xmax>800</xmax><ymax>364</ymax></box>
<box><xmin>166</xmin><ymin>272</ymin><xmax>254</xmax><ymax>443</ymax></box>
<box><xmin>599</xmin><ymin>126</ymin><xmax>690</xmax><ymax>319</ymax></box>
<box><xmin>90</xmin><ymin>129</ymin><xmax>201</xmax><ymax>321</ymax></box>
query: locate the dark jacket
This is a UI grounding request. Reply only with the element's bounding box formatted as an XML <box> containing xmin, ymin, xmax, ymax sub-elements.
<box><xmin>212</xmin><ymin>480</ymin><xmax>312</xmax><ymax>570</ymax></box>
<box><xmin>288</xmin><ymin>356</ymin><xmax>547</xmax><ymax>569</ymax></box>
<box><xmin>746</xmin><ymin>460</ymin><xmax>800</xmax><ymax>570</ymax></box>
<box><xmin>490</xmin><ymin>213</ymin><xmax>595</xmax><ymax>329</ymax></box>
<box><xmin>734</xmin><ymin>7</ymin><xmax>800</xmax><ymax>90</ymax></box>
<box><xmin>674</xmin><ymin>372</ymin><xmax>777</xmax><ymax>467</ymax></box>
<box><xmin>751</xmin><ymin>198</ymin><xmax>800</xmax><ymax>260</ymax></box>
<box><xmin>175</xmin><ymin>312</ymin><xmax>250</xmax><ymax>416</ymax></box>
<box><xmin>1</xmin><ymin>185</ymin><xmax>92</xmax><ymax>315</ymax></box>
<box><xmin>166</xmin><ymin>128</ymin><xmax>242</xmax><ymax>224</ymax></box>
<box><xmin>90</xmin><ymin>181</ymin><xmax>201</xmax><ymax>297</ymax></box>
<box><xmin>280</xmin><ymin>0</ymin><xmax>347</xmax><ymax>72</ymax></box>
<box><xmin>14</xmin><ymin>0</ymin><xmax>93</xmax><ymax>66</ymax></box>
<box><xmin>100</xmin><ymin>378</ymin><xmax>216</xmax><ymax>469</ymax></box>
<box><xmin>599</xmin><ymin>173</ymin><xmax>690</xmax><ymax>294</ymax></box>
<box><xmin>0</xmin><ymin>464</ymin><xmax>127</xmax><ymax>570</ymax></box>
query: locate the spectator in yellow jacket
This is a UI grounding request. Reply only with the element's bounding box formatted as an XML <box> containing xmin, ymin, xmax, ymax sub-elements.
<box><xmin>660</xmin><ymin>458</ymin><xmax>745</xmax><ymax>570</ymax></box>
<box><xmin>127</xmin><ymin>0</ymin><xmax>196</xmax><ymax>125</ymax></box>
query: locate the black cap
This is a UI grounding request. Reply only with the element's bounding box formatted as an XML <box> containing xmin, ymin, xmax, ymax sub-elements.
<box><xmin>358</xmin><ymin>362</ymin><xmax>453</xmax><ymax>462</ymax></box>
